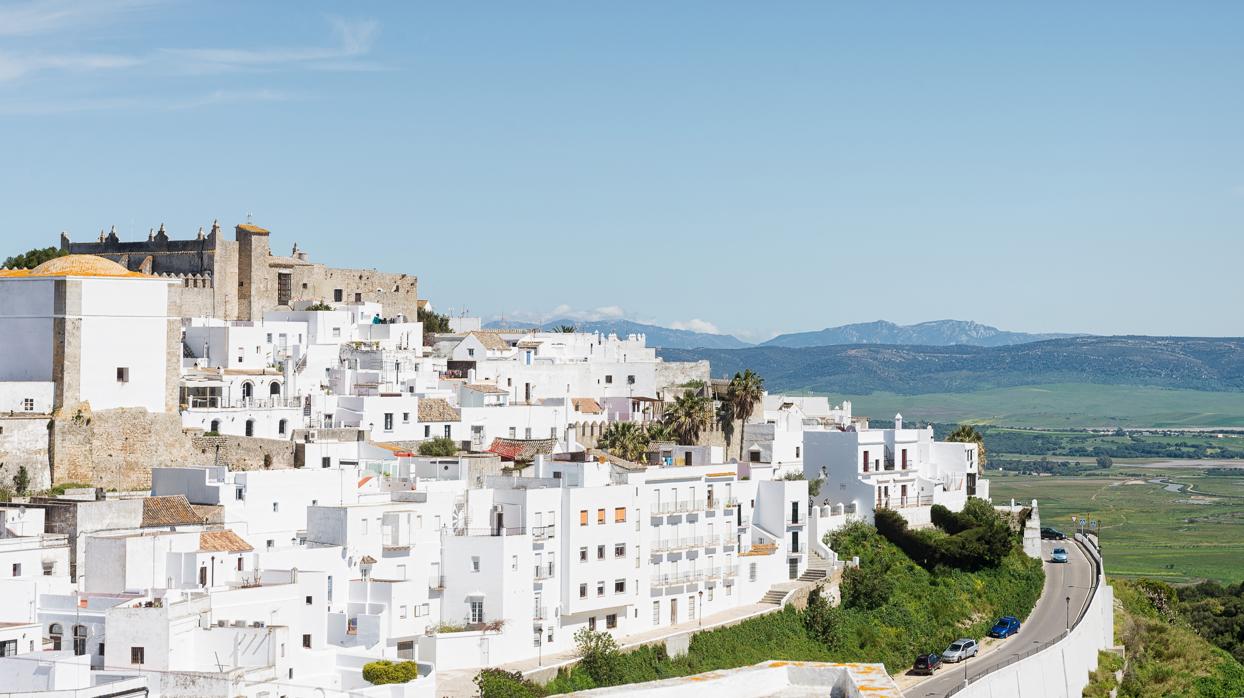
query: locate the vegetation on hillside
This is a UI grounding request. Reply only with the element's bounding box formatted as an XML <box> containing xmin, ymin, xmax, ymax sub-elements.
<box><xmin>3</xmin><ymin>246</ymin><xmax>67</xmax><ymax>269</ymax></box>
<box><xmin>474</xmin><ymin>510</ymin><xmax>1042</xmax><ymax>695</ymax></box>
<box><xmin>1110</xmin><ymin>579</ymin><xmax>1244</xmax><ymax>697</ymax></box>
<box><xmin>1177</xmin><ymin>581</ymin><xmax>1244</xmax><ymax>666</ymax></box>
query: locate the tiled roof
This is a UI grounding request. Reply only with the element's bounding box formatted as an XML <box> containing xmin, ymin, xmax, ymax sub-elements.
<box><xmin>740</xmin><ymin>543</ymin><xmax>778</xmax><ymax>557</ymax></box>
<box><xmin>191</xmin><ymin>505</ymin><xmax>224</xmax><ymax>524</ymax></box>
<box><xmin>0</xmin><ymin>255</ymin><xmax>153</xmax><ymax>279</ymax></box>
<box><xmin>572</xmin><ymin>398</ymin><xmax>603</xmax><ymax>415</ymax></box>
<box><xmin>199</xmin><ymin>529</ymin><xmax>253</xmax><ymax>553</ymax></box>
<box><xmin>488</xmin><ymin>438</ymin><xmax>556</xmax><ymax>462</ymax></box>
<box><xmin>516</xmin><ymin>340</ymin><xmax>542</xmax><ymax>349</ymax></box>
<box><xmin>467</xmin><ymin>331</ymin><xmax>510</xmax><ymax>351</ymax></box>
<box><xmin>360</xmin><ymin>555</ymin><xmax>377</xmax><ymax>565</ymax></box>
<box><xmin>142</xmin><ymin>495</ymin><xmax>205</xmax><ymax>527</ymax></box>
<box><xmin>464</xmin><ymin>383</ymin><xmax>508</xmax><ymax>395</ymax></box>
<box><xmin>419</xmin><ymin>398</ymin><xmax>461</xmax><ymax>423</ymax></box>
<box><xmin>236</xmin><ymin>223</ymin><xmax>270</xmax><ymax>234</ymax></box>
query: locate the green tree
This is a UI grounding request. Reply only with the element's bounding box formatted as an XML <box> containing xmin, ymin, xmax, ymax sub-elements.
<box><xmin>574</xmin><ymin>627</ymin><xmax>621</xmax><ymax>686</ymax></box>
<box><xmin>3</xmin><ymin>246</ymin><xmax>66</xmax><ymax>270</ymax></box>
<box><xmin>13</xmin><ymin>466</ymin><xmax>30</xmax><ymax>496</ymax></box>
<box><xmin>841</xmin><ymin>563</ymin><xmax>893</xmax><ymax>610</ymax></box>
<box><xmin>553</xmin><ymin>324</ymin><xmax>576</xmax><ymax>333</ymax></box>
<box><xmin>727</xmin><ymin>369</ymin><xmax>764</xmax><ymax>461</ymax></box>
<box><xmin>418</xmin><ymin>437</ymin><xmax>458</xmax><ymax>457</ymax></box>
<box><xmin>802</xmin><ymin>587</ymin><xmax>840</xmax><ymax>647</ymax></box>
<box><xmin>716</xmin><ymin>400</ymin><xmax>736</xmax><ymax>454</ymax></box>
<box><xmin>947</xmin><ymin>423</ymin><xmax>987</xmax><ymax>468</ymax></box>
<box><xmin>417</xmin><ymin>307</ymin><xmax>451</xmax><ymax>345</ymax></box>
<box><xmin>362</xmin><ymin>659</ymin><xmax>421</xmax><ymax>685</ymax></box>
<box><xmin>662</xmin><ymin>389</ymin><xmax>713</xmax><ymax>445</ymax></box>
<box><xmin>597</xmin><ymin>422</ymin><xmax>651</xmax><ymax>463</ymax></box>
<box><xmin>1095</xmin><ymin>454</ymin><xmax>1113</xmax><ymax>469</ymax></box>
<box><xmin>474</xmin><ymin>668</ymin><xmax>544</xmax><ymax>698</ymax></box>
<box><xmin>645</xmin><ymin>421</ymin><xmax>673</xmax><ymax>443</ymax></box>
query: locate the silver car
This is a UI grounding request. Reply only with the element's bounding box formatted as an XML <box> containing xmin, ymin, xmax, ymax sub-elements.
<box><xmin>942</xmin><ymin>638</ymin><xmax>979</xmax><ymax>663</ymax></box>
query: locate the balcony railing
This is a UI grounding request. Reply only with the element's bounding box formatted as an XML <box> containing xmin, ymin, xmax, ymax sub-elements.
<box><xmin>533</xmin><ymin>563</ymin><xmax>555</xmax><ymax>580</ymax></box>
<box><xmin>427</xmin><ymin>575</ymin><xmax>444</xmax><ymax>590</ymax></box>
<box><xmin>532</xmin><ymin>525</ymin><xmax>556</xmax><ymax>541</ymax></box>
<box><xmin>533</xmin><ymin>605</ymin><xmax>548</xmax><ymax>620</ymax></box>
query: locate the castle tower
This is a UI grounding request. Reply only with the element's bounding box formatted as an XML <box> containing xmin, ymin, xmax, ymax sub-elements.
<box><xmin>235</xmin><ymin>221</ymin><xmax>272</xmax><ymax>321</ymax></box>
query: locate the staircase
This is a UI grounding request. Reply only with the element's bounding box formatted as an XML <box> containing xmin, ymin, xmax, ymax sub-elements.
<box><xmin>798</xmin><ymin>555</ymin><xmax>833</xmax><ymax>582</ymax></box>
<box><xmin>760</xmin><ymin>588</ymin><xmax>788</xmax><ymax>605</ymax></box>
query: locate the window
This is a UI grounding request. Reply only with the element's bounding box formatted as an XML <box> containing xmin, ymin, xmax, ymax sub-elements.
<box><xmin>444</xmin><ymin>424</ymin><xmax>452</xmax><ymax>438</ymax></box>
<box><xmin>627</xmin><ymin>375</ymin><xmax>635</xmax><ymax>385</ymax></box>
<box><xmin>614</xmin><ymin>507</ymin><xmax>626</xmax><ymax>523</ymax></box>
<box><xmin>605</xmin><ymin>375</ymin><xmax>613</xmax><ymax>384</ymax></box>
<box><xmin>11</xmin><ymin>563</ymin><xmax>20</xmax><ymax>577</ymax></box>
<box><xmin>0</xmin><ymin>639</ymin><xmax>17</xmax><ymax>657</ymax></box>
<box><xmin>606</xmin><ymin>613</ymin><xmax>618</xmax><ymax>629</ymax></box>
<box><xmin>22</xmin><ymin>398</ymin><xmax>34</xmax><ymax>411</ymax></box>
<box><xmin>354</xmin><ymin>292</ymin><xmax>362</xmax><ymax>303</ymax></box>
<box><xmin>469</xmin><ymin>600</ymin><xmax>484</xmax><ymax>624</ymax></box>
<box><xmin>42</xmin><ymin>560</ymin><xmax>54</xmax><ymax>575</ymax></box>
<box><xmin>321</xmin><ymin>456</ymin><xmax>331</xmax><ymax>469</ymax></box>
<box><xmin>511</xmin><ymin>556</ymin><xmax>517</xmax><ymax>571</ymax></box>
<box><xmin>402</xmin><ymin>412</ymin><xmax>410</xmax><ymax>423</ymax></box>
<box><xmin>302</xmin><ymin>634</ymin><xmax>311</xmax><ymax>649</ymax></box>
<box><xmin>597</xmin><ymin>509</ymin><xmax>605</xmax><ymax>524</ymax></box>
<box><xmin>331</xmin><ymin>327</ymin><xmax>341</xmax><ymax>339</ymax></box>
<box><xmin>272</xmin><ymin>502</ymin><xmax>280</xmax><ymax>513</ymax></box>
<box><xmin>795</xmin><ymin>446</ymin><xmax>801</xmax><ymax>458</ymax></box>
<box><xmin>588</xmin><ymin>617</ymin><xmax>597</xmax><ymax>631</ymax></box>
<box><xmin>749</xmin><ymin>562</ymin><xmax>757</xmax><ymax>582</ymax></box>
<box><xmin>399</xmin><ymin>606</ymin><xmax>407</xmax><ymax>619</ymax></box>
<box><xmin>579</xmin><ymin>547</ymin><xmax>588</xmax><ymax>562</ymax></box>
<box><xmin>334</xmin><ymin>289</ymin><xmax>344</xmax><ymax>302</ymax></box>
<box><xmin>614</xmin><ymin>579</ymin><xmax>626</xmax><ymax>594</ymax></box>
<box><xmin>467</xmin><ymin>347</ymin><xmax>476</xmax><ymax>358</ymax></box>
<box><xmin>596</xmin><ymin>581</ymin><xmax>605</xmax><ymax>597</ymax></box>
<box><xmin>73</xmin><ymin>626</ymin><xmax>87</xmax><ymax>656</ymax></box>
<box><xmin>266</xmin><ymin>539</ymin><xmax>274</xmax><ymax>550</ymax></box>
<box><xmin>278</xmin><ymin>419</ymin><xmax>287</xmax><ymax>435</ymax></box>
<box><xmin>614</xmin><ymin>543</ymin><xmax>626</xmax><ymax>558</ymax></box>
<box><xmin>707</xmin><ymin>587</ymin><xmax>714</xmax><ymax>602</ymax></box>
<box><xmin>688</xmin><ymin>595</ymin><xmax>696</xmax><ymax>620</ymax></box>
<box><xmin>115</xmin><ymin>367</ymin><xmax>129</xmax><ymax>383</ymax></box>
<box><xmin>596</xmin><ymin>545</ymin><xmax>605</xmax><ymax>560</ymax></box>
<box><xmin>579</xmin><ymin>510</ymin><xmax>588</xmax><ymax>526</ymax></box>
<box><xmin>130</xmin><ymin>646</ymin><xmax>145</xmax><ymax>665</ymax></box>
<box><xmin>424</xmin><ymin>425</ymin><xmax>431</xmax><ymax>438</ymax></box>
<box><xmin>98</xmin><ymin>642</ymin><xmax>105</xmax><ymax>656</ymax></box>
<box><xmin>508</xmin><ymin>427</ymin><xmax>517</xmax><ymax>438</ymax></box>
<box><xmin>384</xmin><ymin>413</ymin><xmax>394</xmax><ymax>431</ymax></box>
<box><xmin>579</xmin><ymin>583</ymin><xmax>587</xmax><ymax>598</ymax></box>
<box><xmin>277</xmin><ymin>273</ymin><xmax>291</xmax><ymax>306</ymax></box>
<box><xmin>652</xmin><ymin>601</ymin><xmax>660</xmax><ymax>624</ymax></box>
<box><xmin>471</xmin><ymin>556</ymin><xmax>481</xmax><ymax>573</ymax></box>
<box><xmin>305</xmin><ymin>595</ymin><xmax>313</xmax><ymax>605</ymax></box>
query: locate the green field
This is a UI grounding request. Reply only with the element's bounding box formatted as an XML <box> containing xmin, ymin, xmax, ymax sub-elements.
<box><xmin>840</xmin><ymin>383</ymin><xmax>1244</xmax><ymax>428</ymax></box>
<box><xmin>989</xmin><ymin>467</ymin><xmax>1244</xmax><ymax>583</ymax></box>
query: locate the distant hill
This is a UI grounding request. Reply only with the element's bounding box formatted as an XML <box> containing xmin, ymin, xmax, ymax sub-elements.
<box><xmin>483</xmin><ymin>318</ymin><xmax>751</xmax><ymax>350</ymax></box>
<box><xmin>658</xmin><ymin>336</ymin><xmax>1244</xmax><ymax>394</ymax></box>
<box><xmin>762</xmin><ymin>319</ymin><xmax>1077</xmax><ymax>348</ymax></box>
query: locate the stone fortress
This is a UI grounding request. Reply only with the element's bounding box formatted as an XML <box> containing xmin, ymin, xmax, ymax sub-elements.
<box><xmin>61</xmin><ymin>220</ymin><xmax>419</xmax><ymax>321</ymax></box>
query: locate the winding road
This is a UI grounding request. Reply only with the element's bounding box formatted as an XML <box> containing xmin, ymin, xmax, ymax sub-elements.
<box><xmin>903</xmin><ymin>538</ymin><xmax>1097</xmax><ymax>697</ymax></box>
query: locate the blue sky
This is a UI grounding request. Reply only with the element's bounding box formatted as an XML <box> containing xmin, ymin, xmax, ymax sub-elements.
<box><xmin>2</xmin><ymin>1</ymin><xmax>1242</xmax><ymax>340</ymax></box>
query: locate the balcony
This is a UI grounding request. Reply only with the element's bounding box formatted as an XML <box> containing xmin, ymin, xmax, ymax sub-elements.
<box><xmin>533</xmin><ymin>563</ymin><xmax>555</xmax><ymax>581</ymax></box>
<box><xmin>532</xmin><ymin>525</ymin><xmax>556</xmax><ymax>541</ymax></box>
<box><xmin>427</xmin><ymin>575</ymin><xmax>444</xmax><ymax>591</ymax></box>
<box><xmin>533</xmin><ymin>605</ymin><xmax>548</xmax><ymax>620</ymax></box>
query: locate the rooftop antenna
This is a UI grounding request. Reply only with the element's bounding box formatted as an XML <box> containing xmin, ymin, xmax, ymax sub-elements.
<box><xmin>246</xmin><ymin>212</ymin><xmax>254</xmax><ymax>225</ymax></box>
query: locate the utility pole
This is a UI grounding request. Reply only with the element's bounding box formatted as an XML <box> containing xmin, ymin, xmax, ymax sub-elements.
<box><xmin>1065</xmin><ymin>595</ymin><xmax>1071</xmax><ymax>634</ymax></box>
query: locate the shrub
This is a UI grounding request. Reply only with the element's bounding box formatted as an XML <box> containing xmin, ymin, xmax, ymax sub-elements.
<box><xmin>474</xmin><ymin>668</ymin><xmax>543</xmax><ymax>698</ymax></box>
<box><xmin>575</xmin><ymin>627</ymin><xmax>622</xmax><ymax>686</ymax></box>
<box><xmin>13</xmin><ymin>466</ymin><xmax>29</xmax><ymax>496</ymax></box>
<box><xmin>418</xmin><ymin>437</ymin><xmax>458</xmax><ymax>457</ymax></box>
<box><xmin>362</xmin><ymin>660</ymin><xmax>420</xmax><ymax>685</ymax></box>
<box><xmin>841</xmin><ymin>564</ymin><xmax>893</xmax><ymax>610</ymax></box>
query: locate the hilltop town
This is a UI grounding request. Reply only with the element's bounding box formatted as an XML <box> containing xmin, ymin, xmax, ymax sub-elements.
<box><xmin>0</xmin><ymin>224</ymin><xmax>1112</xmax><ymax>698</ymax></box>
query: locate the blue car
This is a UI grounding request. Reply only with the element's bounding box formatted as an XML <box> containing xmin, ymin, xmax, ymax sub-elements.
<box><xmin>988</xmin><ymin>615</ymin><xmax>1021</xmax><ymax>639</ymax></box>
<box><xmin>1051</xmin><ymin>547</ymin><xmax>1069</xmax><ymax>563</ymax></box>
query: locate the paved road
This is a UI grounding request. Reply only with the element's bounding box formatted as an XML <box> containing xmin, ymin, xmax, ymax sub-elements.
<box><xmin>903</xmin><ymin>538</ymin><xmax>1096</xmax><ymax>697</ymax></box>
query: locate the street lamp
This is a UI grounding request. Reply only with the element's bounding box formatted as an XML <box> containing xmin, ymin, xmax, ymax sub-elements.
<box><xmin>1065</xmin><ymin>595</ymin><xmax>1072</xmax><ymax>634</ymax></box>
<box><xmin>698</xmin><ymin>590</ymin><xmax>703</xmax><ymax>627</ymax></box>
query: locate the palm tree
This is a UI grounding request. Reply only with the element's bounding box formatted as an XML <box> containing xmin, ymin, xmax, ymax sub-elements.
<box><xmin>662</xmin><ymin>389</ymin><xmax>713</xmax><ymax>445</ymax></box>
<box><xmin>553</xmin><ymin>324</ymin><xmax>576</xmax><ymax>333</ymax></box>
<box><xmin>716</xmin><ymin>400</ymin><xmax>736</xmax><ymax>453</ymax></box>
<box><xmin>597</xmin><ymin>422</ymin><xmax>651</xmax><ymax>463</ymax></box>
<box><xmin>946</xmin><ymin>424</ymin><xmax>987</xmax><ymax>467</ymax></box>
<box><xmin>645</xmin><ymin>421</ymin><xmax>674</xmax><ymax>443</ymax></box>
<box><xmin>727</xmin><ymin>369</ymin><xmax>764</xmax><ymax>461</ymax></box>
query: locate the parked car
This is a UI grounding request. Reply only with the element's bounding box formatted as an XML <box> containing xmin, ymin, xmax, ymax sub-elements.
<box><xmin>942</xmin><ymin>638</ymin><xmax>979</xmax><ymax>663</ymax></box>
<box><xmin>913</xmin><ymin>653</ymin><xmax>943</xmax><ymax>675</ymax></box>
<box><xmin>988</xmin><ymin>616</ymin><xmax>1022</xmax><ymax>639</ymax></box>
<box><xmin>1041</xmin><ymin>527</ymin><xmax>1066</xmax><ymax>540</ymax></box>
<box><xmin>1051</xmin><ymin>547</ymin><xmax>1069</xmax><ymax>563</ymax></box>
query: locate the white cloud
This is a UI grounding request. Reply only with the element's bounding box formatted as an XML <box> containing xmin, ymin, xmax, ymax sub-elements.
<box><xmin>667</xmin><ymin>318</ymin><xmax>721</xmax><ymax>335</ymax></box>
<box><xmin>0</xmin><ymin>51</ymin><xmax>141</xmax><ymax>82</ymax></box>
<box><xmin>0</xmin><ymin>0</ymin><xmax>160</xmax><ymax>38</ymax></box>
<box><xmin>161</xmin><ymin>17</ymin><xmax>381</xmax><ymax>73</ymax></box>
<box><xmin>0</xmin><ymin>87</ymin><xmax>293</xmax><ymax>115</ymax></box>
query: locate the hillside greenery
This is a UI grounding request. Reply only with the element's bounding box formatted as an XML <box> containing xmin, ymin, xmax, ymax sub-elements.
<box><xmin>1177</xmin><ymin>580</ymin><xmax>1244</xmax><ymax>666</ymax></box>
<box><xmin>476</xmin><ymin>512</ymin><xmax>1042</xmax><ymax>695</ymax></box>
<box><xmin>1111</xmin><ymin>579</ymin><xmax>1244</xmax><ymax>697</ymax></box>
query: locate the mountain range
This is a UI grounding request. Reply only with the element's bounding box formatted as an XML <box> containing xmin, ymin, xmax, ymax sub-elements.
<box><xmin>657</xmin><ymin>336</ymin><xmax>1244</xmax><ymax>395</ymax></box>
<box><xmin>485</xmin><ymin>318</ymin><xmax>1077</xmax><ymax>350</ymax></box>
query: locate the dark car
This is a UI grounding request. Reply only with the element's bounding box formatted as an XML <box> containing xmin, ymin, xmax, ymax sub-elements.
<box><xmin>1040</xmin><ymin>527</ymin><xmax>1066</xmax><ymax>540</ymax></box>
<box><xmin>913</xmin><ymin>653</ymin><xmax>943</xmax><ymax>675</ymax></box>
<box><xmin>988</xmin><ymin>615</ymin><xmax>1021</xmax><ymax>639</ymax></box>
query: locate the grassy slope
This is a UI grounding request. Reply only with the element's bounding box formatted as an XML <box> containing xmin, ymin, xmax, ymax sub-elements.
<box><xmin>990</xmin><ymin>469</ymin><xmax>1244</xmax><ymax>583</ymax></box>
<box><xmin>543</xmin><ymin>524</ymin><xmax>1042</xmax><ymax>693</ymax></box>
<box><xmin>838</xmin><ymin>383</ymin><xmax>1244</xmax><ymax>428</ymax></box>
<box><xmin>1111</xmin><ymin>579</ymin><xmax>1244</xmax><ymax>697</ymax></box>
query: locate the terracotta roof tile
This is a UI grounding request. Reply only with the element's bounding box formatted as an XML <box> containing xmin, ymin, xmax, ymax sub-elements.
<box><xmin>464</xmin><ymin>383</ymin><xmax>508</xmax><ymax>395</ymax></box>
<box><xmin>572</xmin><ymin>398</ymin><xmax>603</xmax><ymax>415</ymax></box>
<box><xmin>199</xmin><ymin>529</ymin><xmax>253</xmax><ymax>553</ymax></box>
<box><xmin>418</xmin><ymin>398</ymin><xmax>461</xmax><ymax>423</ymax></box>
<box><xmin>236</xmin><ymin>223</ymin><xmax>270</xmax><ymax>234</ymax></box>
<box><xmin>487</xmin><ymin>438</ymin><xmax>556</xmax><ymax>462</ymax></box>
<box><xmin>142</xmin><ymin>495</ymin><xmax>206</xmax><ymax>527</ymax></box>
<box><xmin>467</xmin><ymin>331</ymin><xmax>510</xmax><ymax>351</ymax></box>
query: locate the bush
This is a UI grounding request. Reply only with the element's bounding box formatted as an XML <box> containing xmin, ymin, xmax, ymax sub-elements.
<box><xmin>305</xmin><ymin>301</ymin><xmax>334</xmax><ymax>311</ymax></box>
<box><xmin>3</xmin><ymin>246</ymin><xmax>66</xmax><ymax>270</ymax></box>
<box><xmin>362</xmin><ymin>660</ymin><xmax>420</xmax><ymax>685</ymax></box>
<box><xmin>841</xmin><ymin>564</ymin><xmax>893</xmax><ymax>610</ymax></box>
<box><xmin>417</xmin><ymin>437</ymin><xmax>458</xmax><ymax>457</ymax></box>
<box><xmin>13</xmin><ymin>466</ymin><xmax>29</xmax><ymax>496</ymax></box>
<box><xmin>474</xmin><ymin>668</ymin><xmax>544</xmax><ymax>698</ymax></box>
<box><xmin>876</xmin><ymin>499</ymin><xmax>1013</xmax><ymax>571</ymax></box>
<box><xmin>575</xmin><ymin>627</ymin><xmax>622</xmax><ymax>686</ymax></box>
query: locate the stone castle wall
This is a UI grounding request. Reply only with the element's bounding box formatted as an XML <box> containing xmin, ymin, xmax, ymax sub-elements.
<box><xmin>0</xmin><ymin>415</ymin><xmax>52</xmax><ymax>492</ymax></box>
<box><xmin>189</xmin><ymin>433</ymin><xmax>295</xmax><ymax>471</ymax></box>
<box><xmin>48</xmin><ymin>404</ymin><xmax>199</xmax><ymax>489</ymax></box>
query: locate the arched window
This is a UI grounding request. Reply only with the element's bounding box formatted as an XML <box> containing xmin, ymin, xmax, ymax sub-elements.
<box><xmin>241</xmin><ymin>382</ymin><xmax>254</xmax><ymax>400</ymax></box>
<box><xmin>48</xmin><ymin>623</ymin><xmax>63</xmax><ymax>650</ymax></box>
<box><xmin>245</xmin><ymin>420</ymin><xmax>255</xmax><ymax>437</ymax></box>
<box><xmin>269</xmin><ymin>381</ymin><xmax>281</xmax><ymax>397</ymax></box>
<box><xmin>73</xmin><ymin>625</ymin><xmax>87</xmax><ymax>656</ymax></box>
<box><xmin>209</xmin><ymin>419</ymin><xmax>221</xmax><ymax>433</ymax></box>
<box><xmin>278</xmin><ymin>419</ymin><xmax>287</xmax><ymax>436</ymax></box>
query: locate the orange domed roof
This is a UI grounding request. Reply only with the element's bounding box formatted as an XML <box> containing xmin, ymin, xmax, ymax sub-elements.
<box><xmin>1</xmin><ymin>254</ymin><xmax>152</xmax><ymax>279</ymax></box>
